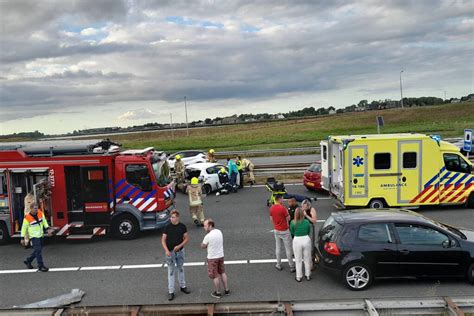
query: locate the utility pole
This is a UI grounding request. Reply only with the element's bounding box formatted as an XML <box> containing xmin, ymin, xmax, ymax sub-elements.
<box><xmin>170</xmin><ymin>113</ymin><xmax>174</xmax><ymax>139</ymax></box>
<box><xmin>184</xmin><ymin>96</ymin><xmax>189</xmax><ymax>136</ymax></box>
<box><xmin>399</xmin><ymin>70</ymin><xmax>404</xmax><ymax>109</ymax></box>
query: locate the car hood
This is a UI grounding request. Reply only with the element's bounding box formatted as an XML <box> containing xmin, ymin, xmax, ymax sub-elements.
<box><xmin>459</xmin><ymin>228</ymin><xmax>474</xmax><ymax>241</ymax></box>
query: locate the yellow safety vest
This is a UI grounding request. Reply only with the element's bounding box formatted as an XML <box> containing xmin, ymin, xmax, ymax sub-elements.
<box><xmin>21</xmin><ymin>210</ymin><xmax>49</xmax><ymax>239</ymax></box>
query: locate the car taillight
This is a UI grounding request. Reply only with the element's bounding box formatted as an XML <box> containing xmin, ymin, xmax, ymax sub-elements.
<box><xmin>324</xmin><ymin>242</ymin><xmax>341</xmax><ymax>256</ymax></box>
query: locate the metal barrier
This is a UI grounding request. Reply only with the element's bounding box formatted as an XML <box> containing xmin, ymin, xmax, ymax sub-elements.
<box><xmin>3</xmin><ymin>295</ymin><xmax>473</xmax><ymax>315</ymax></box>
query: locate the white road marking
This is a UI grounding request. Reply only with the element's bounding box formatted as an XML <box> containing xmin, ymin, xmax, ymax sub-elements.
<box><xmin>0</xmin><ymin>258</ymin><xmax>300</xmax><ymax>275</ymax></box>
<box><xmin>183</xmin><ymin>262</ymin><xmax>205</xmax><ymax>266</ymax></box>
<box><xmin>0</xmin><ymin>269</ymin><xmax>37</xmax><ymax>274</ymax></box>
<box><xmin>122</xmin><ymin>264</ymin><xmax>162</xmax><ymax>269</ymax></box>
<box><xmin>225</xmin><ymin>260</ymin><xmax>248</xmax><ymax>265</ymax></box>
<box><xmin>49</xmin><ymin>267</ymin><xmax>80</xmax><ymax>272</ymax></box>
<box><xmin>80</xmin><ymin>265</ymin><xmax>121</xmax><ymax>271</ymax></box>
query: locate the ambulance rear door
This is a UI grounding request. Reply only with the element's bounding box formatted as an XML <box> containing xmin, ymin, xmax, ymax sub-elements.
<box><xmin>330</xmin><ymin>141</ymin><xmax>344</xmax><ymax>201</ymax></box>
<box><xmin>320</xmin><ymin>140</ymin><xmax>329</xmax><ymax>191</ymax></box>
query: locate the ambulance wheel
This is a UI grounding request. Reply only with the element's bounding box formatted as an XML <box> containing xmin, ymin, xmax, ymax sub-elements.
<box><xmin>0</xmin><ymin>222</ymin><xmax>10</xmax><ymax>245</ymax></box>
<box><xmin>467</xmin><ymin>193</ymin><xmax>474</xmax><ymax>208</ymax></box>
<box><xmin>368</xmin><ymin>199</ymin><xmax>385</xmax><ymax>209</ymax></box>
<box><xmin>203</xmin><ymin>184</ymin><xmax>212</xmax><ymax>195</ymax></box>
<box><xmin>112</xmin><ymin>214</ymin><xmax>139</xmax><ymax>240</ymax></box>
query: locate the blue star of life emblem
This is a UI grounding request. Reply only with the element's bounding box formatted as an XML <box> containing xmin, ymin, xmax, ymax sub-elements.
<box><xmin>353</xmin><ymin>156</ymin><xmax>364</xmax><ymax>167</ymax></box>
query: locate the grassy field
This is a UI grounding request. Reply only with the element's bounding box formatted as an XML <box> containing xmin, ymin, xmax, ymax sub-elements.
<box><xmin>106</xmin><ymin>102</ymin><xmax>473</xmax><ymax>152</ymax></box>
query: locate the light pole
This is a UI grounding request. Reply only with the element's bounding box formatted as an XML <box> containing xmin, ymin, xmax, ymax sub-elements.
<box><xmin>399</xmin><ymin>70</ymin><xmax>404</xmax><ymax>109</ymax></box>
<box><xmin>184</xmin><ymin>96</ymin><xmax>189</xmax><ymax>136</ymax></box>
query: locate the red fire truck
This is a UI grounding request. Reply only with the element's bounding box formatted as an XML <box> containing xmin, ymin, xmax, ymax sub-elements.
<box><xmin>0</xmin><ymin>140</ymin><xmax>175</xmax><ymax>244</ymax></box>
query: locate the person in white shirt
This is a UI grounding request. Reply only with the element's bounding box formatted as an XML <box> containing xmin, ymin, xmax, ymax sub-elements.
<box><xmin>201</xmin><ymin>218</ymin><xmax>230</xmax><ymax>298</ymax></box>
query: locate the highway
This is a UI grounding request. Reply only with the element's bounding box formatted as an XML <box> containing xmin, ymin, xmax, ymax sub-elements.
<box><xmin>0</xmin><ymin>184</ymin><xmax>473</xmax><ymax>309</ymax></box>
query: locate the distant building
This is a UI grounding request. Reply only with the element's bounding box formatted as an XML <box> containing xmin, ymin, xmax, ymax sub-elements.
<box><xmin>451</xmin><ymin>98</ymin><xmax>461</xmax><ymax>103</ymax></box>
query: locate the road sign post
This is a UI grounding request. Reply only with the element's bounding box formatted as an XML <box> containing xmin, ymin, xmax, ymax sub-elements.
<box><xmin>464</xmin><ymin>129</ymin><xmax>472</xmax><ymax>159</ymax></box>
<box><xmin>376</xmin><ymin>116</ymin><xmax>384</xmax><ymax>134</ymax></box>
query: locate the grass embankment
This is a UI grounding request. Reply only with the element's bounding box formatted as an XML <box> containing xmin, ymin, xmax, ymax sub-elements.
<box><xmin>112</xmin><ymin>102</ymin><xmax>473</xmax><ymax>152</ymax></box>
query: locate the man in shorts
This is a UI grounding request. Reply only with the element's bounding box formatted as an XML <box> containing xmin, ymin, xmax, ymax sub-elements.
<box><xmin>201</xmin><ymin>218</ymin><xmax>230</xmax><ymax>298</ymax></box>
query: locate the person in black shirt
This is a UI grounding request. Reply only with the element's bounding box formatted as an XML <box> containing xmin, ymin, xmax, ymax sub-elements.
<box><xmin>161</xmin><ymin>210</ymin><xmax>190</xmax><ymax>301</ymax></box>
<box><xmin>287</xmin><ymin>197</ymin><xmax>299</xmax><ymax>223</ymax></box>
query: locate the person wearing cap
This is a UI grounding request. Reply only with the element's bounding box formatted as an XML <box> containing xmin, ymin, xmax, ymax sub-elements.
<box><xmin>217</xmin><ymin>167</ymin><xmax>230</xmax><ymax>195</ymax></box>
<box><xmin>186</xmin><ymin>177</ymin><xmax>206</xmax><ymax>226</ymax></box>
<box><xmin>21</xmin><ymin>203</ymin><xmax>52</xmax><ymax>272</ymax></box>
<box><xmin>207</xmin><ymin>149</ymin><xmax>217</xmax><ymax>163</ymax></box>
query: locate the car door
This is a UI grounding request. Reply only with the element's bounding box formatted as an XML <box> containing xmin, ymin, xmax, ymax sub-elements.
<box><xmin>355</xmin><ymin>223</ymin><xmax>400</xmax><ymax>277</ymax></box>
<box><xmin>205</xmin><ymin>165</ymin><xmax>222</xmax><ymax>191</ymax></box>
<box><xmin>394</xmin><ymin>223</ymin><xmax>464</xmax><ymax>277</ymax></box>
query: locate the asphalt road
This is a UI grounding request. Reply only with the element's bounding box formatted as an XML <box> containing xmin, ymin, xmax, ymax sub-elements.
<box><xmin>0</xmin><ymin>185</ymin><xmax>473</xmax><ymax>309</ymax></box>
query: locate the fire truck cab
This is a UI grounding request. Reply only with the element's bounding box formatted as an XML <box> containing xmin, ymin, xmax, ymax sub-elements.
<box><xmin>0</xmin><ymin>140</ymin><xmax>174</xmax><ymax>244</ymax></box>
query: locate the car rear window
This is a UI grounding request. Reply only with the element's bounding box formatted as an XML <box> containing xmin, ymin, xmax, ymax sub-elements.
<box><xmin>308</xmin><ymin>163</ymin><xmax>321</xmax><ymax>172</ymax></box>
<box><xmin>319</xmin><ymin>216</ymin><xmax>343</xmax><ymax>242</ymax></box>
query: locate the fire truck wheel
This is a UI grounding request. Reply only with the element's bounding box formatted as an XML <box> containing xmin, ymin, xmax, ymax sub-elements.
<box><xmin>0</xmin><ymin>222</ymin><xmax>10</xmax><ymax>245</ymax></box>
<box><xmin>368</xmin><ymin>199</ymin><xmax>385</xmax><ymax>209</ymax></box>
<box><xmin>112</xmin><ymin>214</ymin><xmax>139</xmax><ymax>240</ymax></box>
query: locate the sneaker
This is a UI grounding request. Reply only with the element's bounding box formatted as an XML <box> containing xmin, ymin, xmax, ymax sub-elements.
<box><xmin>274</xmin><ymin>264</ymin><xmax>283</xmax><ymax>271</ymax></box>
<box><xmin>224</xmin><ymin>289</ymin><xmax>230</xmax><ymax>296</ymax></box>
<box><xmin>290</xmin><ymin>267</ymin><xmax>296</xmax><ymax>273</ymax></box>
<box><xmin>211</xmin><ymin>291</ymin><xmax>222</xmax><ymax>299</ymax></box>
<box><xmin>38</xmin><ymin>266</ymin><xmax>49</xmax><ymax>272</ymax></box>
<box><xmin>24</xmin><ymin>260</ymin><xmax>34</xmax><ymax>269</ymax></box>
<box><xmin>306</xmin><ymin>276</ymin><xmax>311</xmax><ymax>281</ymax></box>
<box><xmin>168</xmin><ymin>293</ymin><xmax>175</xmax><ymax>301</ymax></box>
<box><xmin>180</xmin><ymin>287</ymin><xmax>191</xmax><ymax>294</ymax></box>
<box><xmin>295</xmin><ymin>277</ymin><xmax>302</xmax><ymax>282</ymax></box>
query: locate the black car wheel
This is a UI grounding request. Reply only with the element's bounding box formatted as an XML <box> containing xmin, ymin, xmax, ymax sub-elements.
<box><xmin>203</xmin><ymin>184</ymin><xmax>212</xmax><ymax>195</ymax></box>
<box><xmin>112</xmin><ymin>214</ymin><xmax>139</xmax><ymax>240</ymax></box>
<box><xmin>368</xmin><ymin>199</ymin><xmax>385</xmax><ymax>209</ymax></box>
<box><xmin>0</xmin><ymin>222</ymin><xmax>10</xmax><ymax>245</ymax></box>
<box><xmin>467</xmin><ymin>263</ymin><xmax>474</xmax><ymax>284</ymax></box>
<box><xmin>343</xmin><ymin>262</ymin><xmax>373</xmax><ymax>291</ymax></box>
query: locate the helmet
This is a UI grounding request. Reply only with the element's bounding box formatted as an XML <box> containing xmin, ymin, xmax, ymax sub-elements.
<box><xmin>219</xmin><ymin>167</ymin><xmax>226</xmax><ymax>173</ymax></box>
<box><xmin>175</xmin><ymin>154</ymin><xmax>181</xmax><ymax>160</ymax></box>
<box><xmin>209</xmin><ymin>149</ymin><xmax>215</xmax><ymax>154</ymax></box>
<box><xmin>191</xmin><ymin>177</ymin><xmax>199</xmax><ymax>185</ymax></box>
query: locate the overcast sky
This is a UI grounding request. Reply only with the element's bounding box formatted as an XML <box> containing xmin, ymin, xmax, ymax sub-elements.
<box><xmin>1</xmin><ymin>0</ymin><xmax>473</xmax><ymax>135</ymax></box>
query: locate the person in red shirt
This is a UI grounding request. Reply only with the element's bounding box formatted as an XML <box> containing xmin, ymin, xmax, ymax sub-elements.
<box><xmin>269</xmin><ymin>195</ymin><xmax>295</xmax><ymax>272</ymax></box>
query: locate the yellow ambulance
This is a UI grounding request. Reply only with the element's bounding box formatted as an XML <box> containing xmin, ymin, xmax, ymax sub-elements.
<box><xmin>320</xmin><ymin>133</ymin><xmax>473</xmax><ymax>208</ymax></box>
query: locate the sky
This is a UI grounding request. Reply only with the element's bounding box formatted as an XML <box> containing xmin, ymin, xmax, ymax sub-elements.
<box><xmin>0</xmin><ymin>0</ymin><xmax>473</xmax><ymax>135</ymax></box>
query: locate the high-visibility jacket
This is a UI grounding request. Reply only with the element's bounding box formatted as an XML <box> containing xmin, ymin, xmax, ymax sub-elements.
<box><xmin>236</xmin><ymin>160</ymin><xmax>243</xmax><ymax>171</ymax></box>
<box><xmin>21</xmin><ymin>210</ymin><xmax>49</xmax><ymax>239</ymax></box>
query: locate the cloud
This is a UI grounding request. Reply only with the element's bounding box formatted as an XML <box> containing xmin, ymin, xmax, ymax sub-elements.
<box><xmin>118</xmin><ymin>108</ymin><xmax>158</xmax><ymax>120</ymax></box>
<box><xmin>1</xmin><ymin>1</ymin><xmax>473</xmax><ymax>133</ymax></box>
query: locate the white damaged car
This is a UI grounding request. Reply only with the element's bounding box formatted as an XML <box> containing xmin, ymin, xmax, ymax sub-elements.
<box><xmin>185</xmin><ymin>162</ymin><xmax>240</xmax><ymax>194</ymax></box>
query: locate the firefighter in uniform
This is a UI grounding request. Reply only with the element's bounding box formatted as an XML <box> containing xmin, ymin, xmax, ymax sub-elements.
<box><xmin>207</xmin><ymin>149</ymin><xmax>217</xmax><ymax>163</ymax></box>
<box><xmin>238</xmin><ymin>156</ymin><xmax>255</xmax><ymax>186</ymax></box>
<box><xmin>186</xmin><ymin>177</ymin><xmax>206</xmax><ymax>226</ymax></box>
<box><xmin>174</xmin><ymin>155</ymin><xmax>185</xmax><ymax>191</ymax></box>
<box><xmin>21</xmin><ymin>203</ymin><xmax>51</xmax><ymax>272</ymax></box>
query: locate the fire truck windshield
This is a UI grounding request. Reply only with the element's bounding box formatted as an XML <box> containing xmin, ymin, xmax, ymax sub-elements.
<box><xmin>151</xmin><ymin>156</ymin><xmax>171</xmax><ymax>187</ymax></box>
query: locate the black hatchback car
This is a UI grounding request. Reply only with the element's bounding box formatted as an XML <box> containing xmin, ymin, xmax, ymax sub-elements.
<box><xmin>317</xmin><ymin>209</ymin><xmax>474</xmax><ymax>290</ymax></box>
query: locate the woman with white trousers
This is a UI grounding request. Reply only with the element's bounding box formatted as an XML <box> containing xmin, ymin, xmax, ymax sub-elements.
<box><xmin>290</xmin><ymin>208</ymin><xmax>312</xmax><ymax>282</ymax></box>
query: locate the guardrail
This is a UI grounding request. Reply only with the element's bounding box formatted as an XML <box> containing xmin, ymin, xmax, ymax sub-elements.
<box><xmin>3</xmin><ymin>295</ymin><xmax>472</xmax><ymax>315</ymax></box>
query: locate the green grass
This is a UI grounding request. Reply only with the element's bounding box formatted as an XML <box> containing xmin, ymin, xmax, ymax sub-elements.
<box><xmin>108</xmin><ymin>102</ymin><xmax>473</xmax><ymax>152</ymax></box>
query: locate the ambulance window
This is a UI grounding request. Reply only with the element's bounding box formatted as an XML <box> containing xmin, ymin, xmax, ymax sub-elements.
<box><xmin>322</xmin><ymin>145</ymin><xmax>327</xmax><ymax>160</ymax></box>
<box><xmin>126</xmin><ymin>164</ymin><xmax>152</xmax><ymax>191</ymax></box>
<box><xmin>374</xmin><ymin>153</ymin><xmax>391</xmax><ymax>169</ymax></box>
<box><xmin>444</xmin><ymin>154</ymin><xmax>470</xmax><ymax>173</ymax></box>
<box><xmin>403</xmin><ymin>152</ymin><xmax>417</xmax><ymax>168</ymax></box>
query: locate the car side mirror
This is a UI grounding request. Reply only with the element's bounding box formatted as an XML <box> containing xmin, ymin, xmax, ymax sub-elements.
<box><xmin>442</xmin><ymin>240</ymin><xmax>450</xmax><ymax>248</ymax></box>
